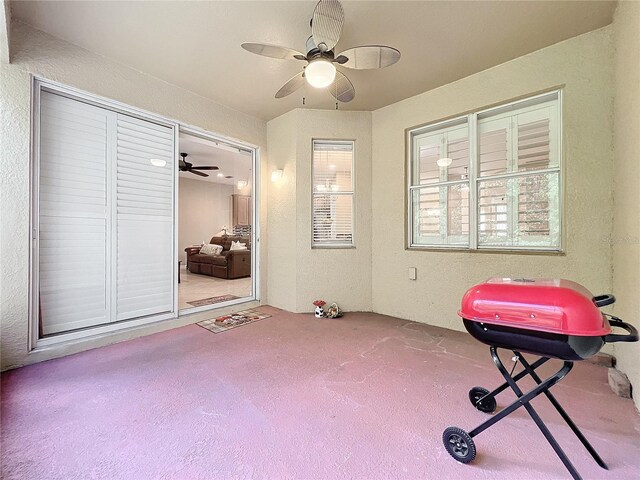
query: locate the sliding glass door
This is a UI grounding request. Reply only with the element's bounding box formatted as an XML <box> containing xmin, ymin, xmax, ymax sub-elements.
<box><xmin>36</xmin><ymin>89</ymin><xmax>176</xmax><ymax>337</ymax></box>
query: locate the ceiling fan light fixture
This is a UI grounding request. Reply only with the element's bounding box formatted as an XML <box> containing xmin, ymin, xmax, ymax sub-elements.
<box><xmin>150</xmin><ymin>158</ymin><xmax>166</xmax><ymax>167</ymax></box>
<box><xmin>305</xmin><ymin>59</ymin><xmax>336</xmax><ymax>88</ymax></box>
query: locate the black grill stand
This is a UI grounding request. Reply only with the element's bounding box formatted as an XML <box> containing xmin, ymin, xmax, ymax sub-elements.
<box><xmin>442</xmin><ymin>347</ymin><xmax>608</xmax><ymax>480</ymax></box>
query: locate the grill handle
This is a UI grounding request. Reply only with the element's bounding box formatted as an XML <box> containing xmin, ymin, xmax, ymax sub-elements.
<box><xmin>593</xmin><ymin>294</ymin><xmax>616</xmax><ymax>308</ymax></box>
<box><xmin>604</xmin><ymin>317</ymin><xmax>639</xmax><ymax>343</ymax></box>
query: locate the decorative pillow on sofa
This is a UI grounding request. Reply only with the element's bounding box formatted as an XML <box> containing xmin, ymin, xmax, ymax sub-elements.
<box><xmin>230</xmin><ymin>241</ymin><xmax>248</xmax><ymax>251</ymax></box>
<box><xmin>200</xmin><ymin>243</ymin><xmax>223</xmax><ymax>255</ymax></box>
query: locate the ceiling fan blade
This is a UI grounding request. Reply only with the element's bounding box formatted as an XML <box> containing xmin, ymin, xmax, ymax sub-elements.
<box><xmin>190</xmin><ymin>170</ymin><xmax>209</xmax><ymax>177</ymax></box>
<box><xmin>330</xmin><ymin>71</ymin><xmax>355</xmax><ymax>103</ymax></box>
<box><xmin>191</xmin><ymin>166</ymin><xmax>219</xmax><ymax>170</ymax></box>
<box><xmin>312</xmin><ymin>0</ymin><xmax>344</xmax><ymax>52</ymax></box>
<box><xmin>336</xmin><ymin>45</ymin><xmax>401</xmax><ymax>70</ymax></box>
<box><xmin>275</xmin><ymin>71</ymin><xmax>305</xmax><ymax>98</ymax></box>
<box><xmin>241</xmin><ymin>43</ymin><xmax>306</xmax><ymax>60</ymax></box>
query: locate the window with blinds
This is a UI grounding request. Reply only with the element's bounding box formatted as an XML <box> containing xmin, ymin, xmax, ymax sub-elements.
<box><xmin>312</xmin><ymin>140</ymin><xmax>355</xmax><ymax>247</ymax></box>
<box><xmin>408</xmin><ymin>90</ymin><xmax>561</xmax><ymax>251</ymax></box>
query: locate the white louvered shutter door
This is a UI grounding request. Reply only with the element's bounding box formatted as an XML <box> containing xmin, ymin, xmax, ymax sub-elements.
<box><xmin>115</xmin><ymin>115</ymin><xmax>174</xmax><ymax>320</ymax></box>
<box><xmin>38</xmin><ymin>92</ymin><xmax>112</xmax><ymax>334</ymax></box>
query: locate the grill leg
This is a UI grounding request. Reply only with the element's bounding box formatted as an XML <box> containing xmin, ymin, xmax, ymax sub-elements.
<box><xmin>468</xmin><ymin>351</ymin><xmax>571</xmax><ymax>439</ymax></box>
<box><xmin>517</xmin><ymin>353</ymin><xmax>608</xmax><ymax>470</ymax></box>
<box><xmin>475</xmin><ymin>356</ymin><xmax>550</xmax><ymax>407</ymax></box>
<box><xmin>468</xmin><ymin>347</ymin><xmax>582</xmax><ymax>480</ymax></box>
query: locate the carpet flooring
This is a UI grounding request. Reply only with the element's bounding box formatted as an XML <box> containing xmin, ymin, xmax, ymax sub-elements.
<box><xmin>1</xmin><ymin>306</ymin><xmax>639</xmax><ymax>479</ymax></box>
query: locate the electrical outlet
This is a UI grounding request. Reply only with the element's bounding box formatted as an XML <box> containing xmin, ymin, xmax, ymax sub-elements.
<box><xmin>408</xmin><ymin>267</ymin><xmax>417</xmax><ymax>280</ymax></box>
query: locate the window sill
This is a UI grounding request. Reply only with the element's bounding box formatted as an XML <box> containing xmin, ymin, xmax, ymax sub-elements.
<box><xmin>406</xmin><ymin>245</ymin><xmax>565</xmax><ymax>256</ymax></box>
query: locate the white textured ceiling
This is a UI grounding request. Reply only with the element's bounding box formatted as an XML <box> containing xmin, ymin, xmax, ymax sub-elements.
<box><xmin>12</xmin><ymin>1</ymin><xmax>616</xmax><ymax>120</ymax></box>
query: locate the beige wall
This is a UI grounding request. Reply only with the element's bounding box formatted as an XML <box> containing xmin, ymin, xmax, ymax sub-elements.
<box><xmin>178</xmin><ymin>177</ymin><xmax>234</xmax><ymax>262</ymax></box>
<box><xmin>371</xmin><ymin>27</ymin><xmax>614</xmax><ymax>332</ymax></box>
<box><xmin>266</xmin><ymin>111</ymin><xmax>298</xmax><ymax>311</ymax></box>
<box><xmin>0</xmin><ymin>22</ymin><xmax>267</xmax><ymax>369</ymax></box>
<box><xmin>612</xmin><ymin>0</ymin><xmax>640</xmax><ymax>411</ymax></box>
<box><xmin>267</xmin><ymin>109</ymin><xmax>372</xmax><ymax>313</ymax></box>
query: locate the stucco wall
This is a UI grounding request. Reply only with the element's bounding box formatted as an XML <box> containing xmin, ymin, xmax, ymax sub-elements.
<box><xmin>266</xmin><ymin>111</ymin><xmax>298</xmax><ymax>311</ymax></box>
<box><xmin>0</xmin><ymin>22</ymin><xmax>268</xmax><ymax>369</ymax></box>
<box><xmin>371</xmin><ymin>27</ymin><xmax>614</xmax><ymax>332</ymax></box>
<box><xmin>267</xmin><ymin>109</ymin><xmax>372</xmax><ymax>313</ymax></box>
<box><xmin>612</xmin><ymin>1</ymin><xmax>640</xmax><ymax>411</ymax></box>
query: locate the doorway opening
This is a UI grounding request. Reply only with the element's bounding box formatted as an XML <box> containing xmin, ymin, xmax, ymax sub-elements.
<box><xmin>178</xmin><ymin>131</ymin><xmax>256</xmax><ymax>312</ymax></box>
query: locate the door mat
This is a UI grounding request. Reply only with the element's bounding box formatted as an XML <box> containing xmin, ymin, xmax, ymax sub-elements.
<box><xmin>187</xmin><ymin>295</ymin><xmax>240</xmax><ymax>307</ymax></box>
<box><xmin>197</xmin><ymin>309</ymin><xmax>272</xmax><ymax>334</ymax></box>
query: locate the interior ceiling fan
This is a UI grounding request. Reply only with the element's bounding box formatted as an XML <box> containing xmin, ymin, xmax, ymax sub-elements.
<box><xmin>241</xmin><ymin>0</ymin><xmax>400</xmax><ymax>103</ymax></box>
<box><xmin>179</xmin><ymin>153</ymin><xmax>219</xmax><ymax>177</ymax></box>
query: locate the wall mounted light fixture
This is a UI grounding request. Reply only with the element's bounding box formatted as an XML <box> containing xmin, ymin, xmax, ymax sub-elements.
<box><xmin>271</xmin><ymin>169</ymin><xmax>283</xmax><ymax>182</ymax></box>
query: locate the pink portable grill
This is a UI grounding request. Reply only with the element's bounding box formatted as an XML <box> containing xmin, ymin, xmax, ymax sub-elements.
<box><xmin>442</xmin><ymin>278</ymin><xmax>638</xmax><ymax>480</ymax></box>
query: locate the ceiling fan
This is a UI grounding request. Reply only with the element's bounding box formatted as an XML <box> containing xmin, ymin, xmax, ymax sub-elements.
<box><xmin>241</xmin><ymin>0</ymin><xmax>400</xmax><ymax>103</ymax></box>
<box><xmin>179</xmin><ymin>153</ymin><xmax>219</xmax><ymax>177</ymax></box>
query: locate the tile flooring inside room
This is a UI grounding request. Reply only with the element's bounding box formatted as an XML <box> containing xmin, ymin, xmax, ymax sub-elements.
<box><xmin>178</xmin><ymin>264</ymin><xmax>252</xmax><ymax>309</ymax></box>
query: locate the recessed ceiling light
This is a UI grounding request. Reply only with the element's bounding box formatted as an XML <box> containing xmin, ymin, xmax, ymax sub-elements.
<box><xmin>217</xmin><ymin>173</ymin><xmax>224</xmax><ymax>178</ymax></box>
<box><xmin>150</xmin><ymin>158</ymin><xmax>166</xmax><ymax>167</ymax></box>
<box><xmin>437</xmin><ymin>157</ymin><xmax>453</xmax><ymax>167</ymax></box>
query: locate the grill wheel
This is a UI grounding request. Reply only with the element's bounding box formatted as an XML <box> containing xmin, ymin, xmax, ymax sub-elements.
<box><xmin>469</xmin><ymin>386</ymin><xmax>497</xmax><ymax>413</ymax></box>
<box><xmin>443</xmin><ymin>426</ymin><xmax>476</xmax><ymax>463</ymax></box>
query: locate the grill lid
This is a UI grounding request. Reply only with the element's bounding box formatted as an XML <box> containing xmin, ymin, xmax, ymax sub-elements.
<box><xmin>459</xmin><ymin>278</ymin><xmax>611</xmax><ymax>336</ymax></box>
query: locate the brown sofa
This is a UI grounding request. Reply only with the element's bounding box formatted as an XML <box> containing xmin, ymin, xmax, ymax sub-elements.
<box><xmin>185</xmin><ymin>235</ymin><xmax>251</xmax><ymax>279</ymax></box>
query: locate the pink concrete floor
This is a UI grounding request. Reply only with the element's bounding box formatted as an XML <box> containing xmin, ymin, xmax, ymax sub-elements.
<box><xmin>1</xmin><ymin>307</ymin><xmax>639</xmax><ymax>479</ymax></box>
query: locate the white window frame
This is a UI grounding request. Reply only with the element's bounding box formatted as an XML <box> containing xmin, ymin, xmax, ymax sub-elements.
<box><xmin>311</xmin><ymin>139</ymin><xmax>356</xmax><ymax>248</ymax></box>
<box><xmin>407</xmin><ymin>90</ymin><xmax>563</xmax><ymax>252</ymax></box>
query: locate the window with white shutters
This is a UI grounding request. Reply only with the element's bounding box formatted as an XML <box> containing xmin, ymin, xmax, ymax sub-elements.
<box><xmin>410</xmin><ymin>120</ymin><xmax>470</xmax><ymax>246</ymax></box>
<box><xmin>408</xmin><ymin>90</ymin><xmax>562</xmax><ymax>251</ymax></box>
<box><xmin>312</xmin><ymin>140</ymin><xmax>355</xmax><ymax>247</ymax></box>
